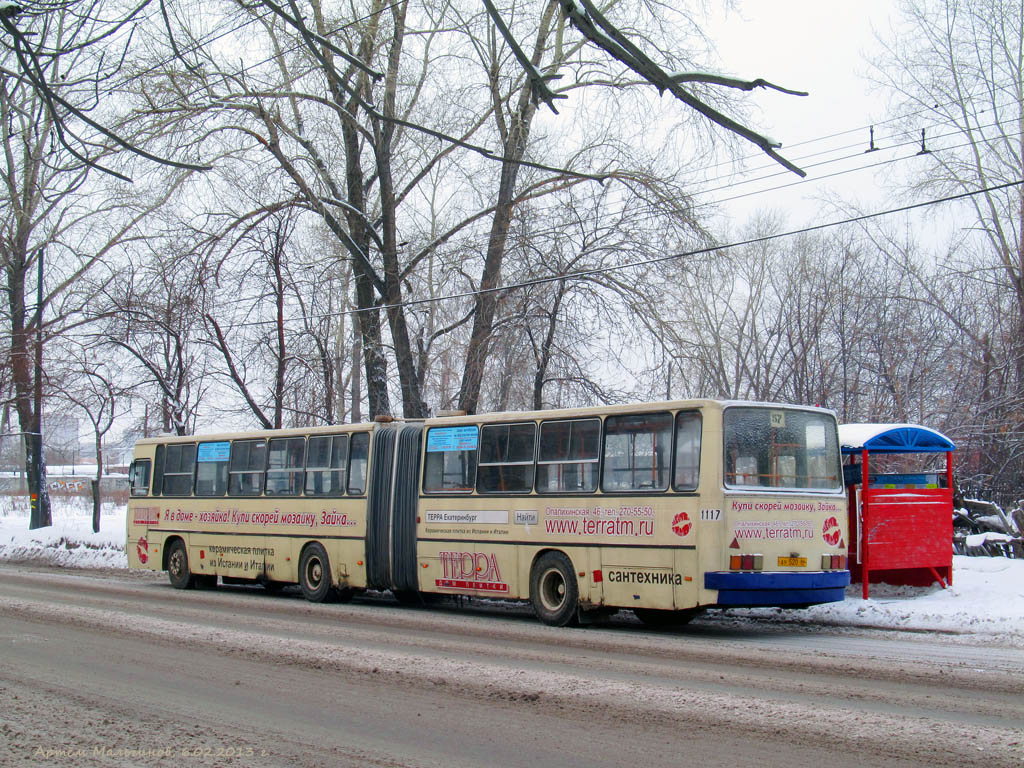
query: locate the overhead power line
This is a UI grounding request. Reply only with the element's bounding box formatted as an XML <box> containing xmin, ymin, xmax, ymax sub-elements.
<box><xmin>211</xmin><ymin>178</ymin><xmax>1022</xmax><ymax>329</ymax></box>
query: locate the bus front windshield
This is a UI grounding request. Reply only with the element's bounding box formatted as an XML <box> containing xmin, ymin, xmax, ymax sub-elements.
<box><xmin>723</xmin><ymin>407</ymin><xmax>841</xmax><ymax>492</ymax></box>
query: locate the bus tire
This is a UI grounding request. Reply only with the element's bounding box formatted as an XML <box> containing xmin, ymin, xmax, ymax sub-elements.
<box><xmin>633</xmin><ymin>607</ymin><xmax>703</xmax><ymax>628</ymax></box>
<box><xmin>530</xmin><ymin>552</ymin><xmax>579</xmax><ymax>627</ymax></box>
<box><xmin>166</xmin><ymin>540</ymin><xmax>196</xmax><ymax>589</ymax></box>
<box><xmin>299</xmin><ymin>543</ymin><xmax>335</xmax><ymax>603</ymax></box>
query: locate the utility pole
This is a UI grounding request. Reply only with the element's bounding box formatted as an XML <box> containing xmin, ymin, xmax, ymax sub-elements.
<box><xmin>29</xmin><ymin>248</ymin><xmax>49</xmax><ymax>529</ymax></box>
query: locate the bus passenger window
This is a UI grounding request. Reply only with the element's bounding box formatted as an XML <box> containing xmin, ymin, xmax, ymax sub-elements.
<box><xmin>423</xmin><ymin>426</ymin><xmax>478</xmax><ymax>492</ymax></box>
<box><xmin>229</xmin><ymin>440</ymin><xmax>266</xmax><ymax>496</ymax></box>
<box><xmin>195</xmin><ymin>441</ymin><xmax>229</xmax><ymax>496</ymax></box>
<box><xmin>305</xmin><ymin>434</ymin><xmax>348</xmax><ymax>496</ymax></box>
<box><xmin>266</xmin><ymin>437</ymin><xmax>305</xmax><ymax>496</ymax></box>
<box><xmin>162</xmin><ymin>443</ymin><xmax>196</xmax><ymax>496</ymax></box>
<box><xmin>152</xmin><ymin>445</ymin><xmax>165</xmax><ymax>497</ymax></box>
<box><xmin>129</xmin><ymin>460</ymin><xmax>151</xmax><ymax>497</ymax></box>
<box><xmin>673</xmin><ymin>412</ymin><xmax>701</xmax><ymax>491</ymax></box>
<box><xmin>536</xmin><ymin>418</ymin><xmax>599</xmax><ymax>493</ymax></box>
<box><xmin>601</xmin><ymin>413</ymin><xmax>672</xmax><ymax>492</ymax></box>
<box><xmin>477</xmin><ymin>423</ymin><xmax>536</xmax><ymax>493</ymax></box>
<box><xmin>347</xmin><ymin>432</ymin><xmax>369</xmax><ymax>495</ymax></box>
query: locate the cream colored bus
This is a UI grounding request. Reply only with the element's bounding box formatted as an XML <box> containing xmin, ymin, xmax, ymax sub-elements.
<box><xmin>126</xmin><ymin>400</ymin><xmax>850</xmax><ymax>626</ymax></box>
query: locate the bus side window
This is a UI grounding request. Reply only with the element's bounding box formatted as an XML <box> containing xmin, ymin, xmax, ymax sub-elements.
<box><xmin>266</xmin><ymin>437</ymin><xmax>305</xmax><ymax>496</ymax></box>
<box><xmin>162</xmin><ymin>443</ymin><xmax>197</xmax><ymax>496</ymax></box>
<box><xmin>129</xmin><ymin>460</ymin><xmax>151</xmax><ymax>497</ymax></box>
<box><xmin>536</xmin><ymin>418</ymin><xmax>599</xmax><ymax>493</ymax></box>
<box><xmin>477</xmin><ymin>423</ymin><xmax>536</xmax><ymax>493</ymax></box>
<box><xmin>673</xmin><ymin>412</ymin><xmax>702</xmax><ymax>491</ymax></box>
<box><xmin>152</xmin><ymin>445</ymin><xmax>164</xmax><ymax>497</ymax></box>
<box><xmin>347</xmin><ymin>432</ymin><xmax>369</xmax><ymax>495</ymax></box>
<box><xmin>305</xmin><ymin>435</ymin><xmax>347</xmax><ymax>496</ymax></box>
<box><xmin>423</xmin><ymin>426</ymin><xmax>478</xmax><ymax>493</ymax></box>
<box><xmin>195</xmin><ymin>441</ymin><xmax>229</xmax><ymax>496</ymax></box>
<box><xmin>601</xmin><ymin>413</ymin><xmax>672</xmax><ymax>492</ymax></box>
<box><xmin>229</xmin><ymin>440</ymin><xmax>266</xmax><ymax>496</ymax></box>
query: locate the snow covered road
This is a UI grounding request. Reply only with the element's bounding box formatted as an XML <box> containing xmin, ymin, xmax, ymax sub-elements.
<box><xmin>1</xmin><ymin>564</ymin><xmax>1022</xmax><ymax>767</ymax></box>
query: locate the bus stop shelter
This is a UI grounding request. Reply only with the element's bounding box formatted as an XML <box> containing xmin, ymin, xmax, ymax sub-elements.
<box><xmin>839</xmin><ymin>424</ymin><xmax>956</xmax><ymax>599</ymax></box>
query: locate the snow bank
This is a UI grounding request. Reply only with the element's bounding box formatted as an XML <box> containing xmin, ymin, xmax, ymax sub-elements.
<box><xmin>722</xmin><ymin>556</ymin><xmax>1024</xmax><ymax>640</ymax></box>
<box><xmin>0</xmin><ymin>497</ymin><xmax>127</xmax><ymax>568</ymax></box>
<box><xmin>1</xmin><ymin>498</ymin><xmax>1021</xmax><ymax>641</ymax></box>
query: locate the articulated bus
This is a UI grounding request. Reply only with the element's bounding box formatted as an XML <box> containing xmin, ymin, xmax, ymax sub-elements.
<box><xmin>126</xmin><ymin>400</ymin><xmax>851</xmax><ymax>626</ymax></box>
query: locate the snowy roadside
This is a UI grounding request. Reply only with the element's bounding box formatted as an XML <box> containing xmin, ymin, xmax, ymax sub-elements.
<box><xmin>0</xmin><ymin>497</ymin><xmax>128</xmax><ymax>569</ymax></box>
<box><xmin>1</xmin><ymin>498</ymin><xmax>1021</xmax><ymax>642</ymax></box>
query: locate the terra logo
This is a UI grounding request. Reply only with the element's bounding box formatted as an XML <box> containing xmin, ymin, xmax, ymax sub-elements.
<box><xmin>671</xmin><ymin>511</ymin><xmax>692</xmax><ymax>537</ymax></box>
<box><xmin>822</xmin><ymin>516</ymin><xmax>842</xmax><ymax>546</ymax></box>
<box><xmin>136</xmin><ymin>536</ymin><xmax>149</xmax><ymax>565</ymax></box>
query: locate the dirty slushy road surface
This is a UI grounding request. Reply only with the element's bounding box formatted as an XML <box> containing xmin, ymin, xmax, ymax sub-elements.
<box><xmin>1</xmin><ymin>564</ymin><xmax>1022</xmax><ymax>767</ymax></box>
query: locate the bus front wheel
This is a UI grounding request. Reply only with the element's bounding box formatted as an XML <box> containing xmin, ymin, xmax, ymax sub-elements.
<box><xmin>166</xmin><ymin>540</ymin><xmax>196</xmax><ymax>590</ymax></box>
<box><xmin>530</xmin><ymin>552</ymin><xmax>579</xmax><ymax>627</ymax></box>
<box><xmin>299</xmin><ymin>543</ymin><xmax>334</xmax><ymax>603</ymax></box>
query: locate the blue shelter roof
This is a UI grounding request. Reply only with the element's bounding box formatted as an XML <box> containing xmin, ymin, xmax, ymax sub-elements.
<box><xmin>838</xmin><ymin>423</ymin><xmax>956</xmax><ymax>454</ymax></box>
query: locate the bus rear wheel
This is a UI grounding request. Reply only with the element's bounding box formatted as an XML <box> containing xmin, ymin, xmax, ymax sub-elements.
<box><xmin>166</xmin><ymin>540</ymin><xmax>196</xmax><ymax>590</ymax></box>
<box><xmin>299</xmin><ymin>543</ymin><xmax>335</xmax><ymax>603</ymax></box>
<box><xmin>530</xmin><ymin>552</ymin><xmax>579</xmax><ymax>627</ymax></box>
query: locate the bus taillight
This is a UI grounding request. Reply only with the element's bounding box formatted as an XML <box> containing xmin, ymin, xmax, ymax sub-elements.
<box><xmin>821</xmin><ymin>554</ymin><xmax>848</xmax><ymax>570</ymax></box>
<box><xmin>729</xmin><ymin>554</ymin><xmax>763</xmax><ymax>570</ymax></box>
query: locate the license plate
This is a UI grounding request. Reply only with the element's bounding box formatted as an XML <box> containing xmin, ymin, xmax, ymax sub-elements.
<box><xmin>777</xmin><ymin>556</ymin><xmax>807</xmax><ymax>567</ymax></box>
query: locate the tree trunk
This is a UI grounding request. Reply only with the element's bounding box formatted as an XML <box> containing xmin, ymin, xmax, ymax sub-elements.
<box><xmin>92</xmin><ymin>431</ymin><xmax>103</xmax><ymax>533</ymax></box>
<box><xmin>7</xmin><ymin>250</ymin><xmax>51</xmax><ymax>528</ymax></box>
<box><xmin>372</xmin><ymin>0</ymin><xmax>429</xmax><ymax>418</ymax></box>
<box><xmin>457</xmin><ymin>0</ymin><xmax>559</xmax><ymax>414</ymax></box>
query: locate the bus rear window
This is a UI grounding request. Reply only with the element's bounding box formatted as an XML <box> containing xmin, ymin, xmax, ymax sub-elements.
<box><xmin>724</xmin><ymin>407</ymin><xmax>841</xmax><ymax>491</ymax></box>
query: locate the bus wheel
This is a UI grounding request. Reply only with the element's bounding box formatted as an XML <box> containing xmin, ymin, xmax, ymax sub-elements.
<box><xmin>167</xmin><ymin>540</ymin><xmax>196</xmax><ymax>589</ymax></box>
<box><xmin>530</xmin><ymin>552</ymin><xmax>579</xmax><ymax>627</ymax></box>
<box><xmin>633</xmin><ymin>607</ymin><xmax>703</xmax><ymax>628</ymax></box>
<box><xmin>299</xmin><ymin>543</ymin><xmax>334</xmax><ymax>603</ymax></box>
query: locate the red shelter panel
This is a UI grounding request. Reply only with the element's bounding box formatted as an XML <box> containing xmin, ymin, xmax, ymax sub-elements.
<box><xmin>840</xmin><ymin>425</ymin><xmax>956</xmax><ymax>599</ymax></box>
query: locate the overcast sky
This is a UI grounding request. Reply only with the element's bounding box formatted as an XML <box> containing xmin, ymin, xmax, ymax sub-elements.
<box><xmin>702</xmin><ymin>1</ymin><xmax>904</xmax><ymax>230</ymax></box>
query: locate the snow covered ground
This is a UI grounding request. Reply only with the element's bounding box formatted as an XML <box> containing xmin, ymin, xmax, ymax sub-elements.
<box><xmin>1</xmin><ymin>497</ymin><xmax>1021</xmax><ymax>643</ymax></box>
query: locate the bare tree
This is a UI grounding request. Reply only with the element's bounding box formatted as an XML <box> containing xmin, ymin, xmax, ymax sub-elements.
<box><xmin>58</xmin><ymin>349</ymin><xmax>122</xmax><ymax>531</ymax></box>
<box><xmin>0</xmin><ymin>0</ymin><xmax>209</xmax><ymax>180</ymax></box>
<box><xmin>0</xmin><ymin>4</ymin><xmax>189</xmax><ymax>526</ymax></box>
<box><xmin>873</xmin><ymin>0</ymin><xmax>1024</xmax><ymax>493</ymax></box>
<box><xmin>102</xmin><ymin>237</ymin><xmax>212</xmax><ymax>436</ymax></box>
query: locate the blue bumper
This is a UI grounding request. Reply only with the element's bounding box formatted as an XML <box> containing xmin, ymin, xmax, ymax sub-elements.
<box><xmin>704</xmin><ymin>570</ymin><xmax>850</xmax><ymax>607</ymax></box>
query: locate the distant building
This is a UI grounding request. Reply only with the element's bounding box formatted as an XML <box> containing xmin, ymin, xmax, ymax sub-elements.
<box><xmin>44</xmin><ymin>413</ymin><xmax>81</xmax><ymax>465</ymax></box>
